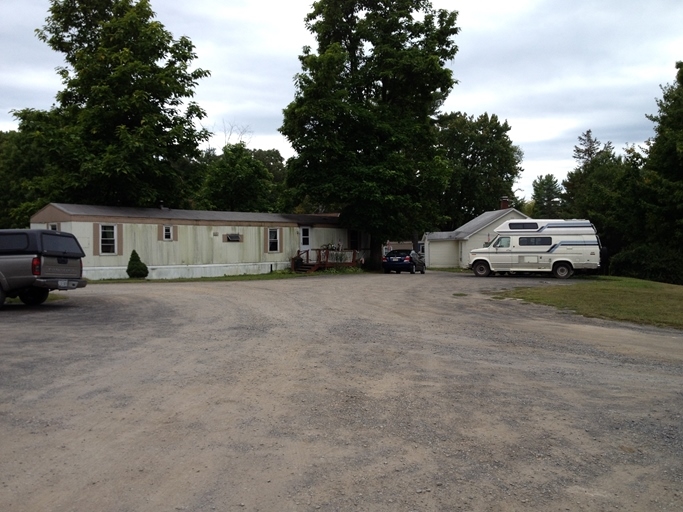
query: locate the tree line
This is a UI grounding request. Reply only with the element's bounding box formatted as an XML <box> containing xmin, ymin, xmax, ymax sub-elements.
<box><xmin>0</xmin><ymin>0</ymin><xmax>680</xmax><ymax>282</ymax></box>
<box><xmin>530</xmin><ymin>70</ymin><xmax>683</xmax><ymax>286</ymax></box>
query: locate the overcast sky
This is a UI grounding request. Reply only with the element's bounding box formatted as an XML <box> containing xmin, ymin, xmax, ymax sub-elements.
<box><xmin>1</xmin><ymin>0</ymin><xmax>681</xmax><ymax>199</ymax></box>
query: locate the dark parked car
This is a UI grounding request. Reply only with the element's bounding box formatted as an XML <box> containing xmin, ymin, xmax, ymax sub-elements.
<box><xmin>382</xmin><ymin>249</ymin><xmax>426</xmax><ymax>274</ymax></box>
<box><xmin>0</xmin><ymin>229</ymin><xmax>87</xmax><ymax>308</ymax></box>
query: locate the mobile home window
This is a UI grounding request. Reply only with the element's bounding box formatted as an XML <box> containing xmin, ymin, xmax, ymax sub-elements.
<box><xmin>519</xmin><ymin>236</ymin><xmax>552</xmax><ymax>246</ymax></box>
<box><xmin>268</xmin><ymin>228</ymin><xmax>279</xmax><ymax>252</ymax></box>
<box><xmin>163</xmin><ymin>225</ymin><xmax>173</xmax><ymax>241</ymax></box>
<box><xmin>101</xmin><ymin>225</ymin><xmax>116</xmax><ymax>254</ymax></box>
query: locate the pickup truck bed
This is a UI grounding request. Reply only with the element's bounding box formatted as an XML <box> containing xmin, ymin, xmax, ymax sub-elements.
<box><xmin>0</xmin><ymin>229</ymin><xmax>87</xmax><ymax>307</ymax></box>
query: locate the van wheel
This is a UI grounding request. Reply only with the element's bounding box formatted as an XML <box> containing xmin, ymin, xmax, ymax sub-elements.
<box><xmin>552</xmin><ymin>262</ymin><xmax>573</xmax><ymax>279</ymax></box>
<box><xmin>19</xmin><ymin>288</ymin><xmax>49</xmax><ymax>306</ymax></box>
<box><xmin>472</xmin><ymin>261</ymin><xmax>490</xmax><ymax>277</ymax></box>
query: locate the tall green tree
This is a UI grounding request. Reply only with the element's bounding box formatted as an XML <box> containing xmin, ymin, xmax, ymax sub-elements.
<box><xmin>644</xmin><ymin>61</ymin><xmax>683</xmax><ymax>246</ymax></box>
<box><xmin>530</xmin><ymin>174</ymin><xmax>562</xmax><ymax>218</ymax></box>
<box><xmin>0</xmin><ymin>130</ymin><xmax>54</xmax><ymax>228</ymax></box>
<box><xmin>200</xmin><ymin>143</ymin><xmax>274</xmax><ymax>212</ymax></box>
<box><xmin>435</xmin><ymin>112</ymin><xmax>523</xmax><ymax>230</ymax></box>
<box><xmin>280</xmin><ymin>0</ymin><xmax>459</xmax><ymax>258</ymax></box>
<box><xmin>249</xmin><ymin>148</ymin><xmax>287</xmax><ymax>210</ymax></box>
<box><xmin>12</xmin><ymin>0</ymin><xmax>210</xmax><ymax>209</ymax></box>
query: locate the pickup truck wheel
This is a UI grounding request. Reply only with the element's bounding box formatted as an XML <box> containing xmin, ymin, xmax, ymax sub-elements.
<box><xmin>420</xmin><ymin>266</ymin><xmax>426</xmax><ymax>274</ymax></box>
<box><xmin>19</xmin><ymin>288</ymin><xmax>49</xmax><ymax>306</ymax></box>
<box><xmin>472</xmin><ymin>261</ymin><xmax>490</xmax><ymax>277</ymax></box>
<box><xmin>552</xmin><ymin>262</ymin><xmax>573</xmax><ymax>279</ymax></box>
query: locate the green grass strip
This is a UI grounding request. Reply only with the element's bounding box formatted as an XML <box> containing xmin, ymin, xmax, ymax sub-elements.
<box><xmin>496</xmin><ymin>276</ymin><xmax>683</xmax><ymax>329</ymax></box>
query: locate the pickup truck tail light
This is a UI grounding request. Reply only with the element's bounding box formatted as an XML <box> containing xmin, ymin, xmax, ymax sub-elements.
<box><xmin>32</xmin><ymin>257</ymin><xmax>41</xmax><ymax>276</ymax></box>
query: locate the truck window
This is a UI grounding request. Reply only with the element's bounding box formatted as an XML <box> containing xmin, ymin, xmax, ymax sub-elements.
<box><xmin>0</xmin><ymin>233</ymin><xmax>30</xmax><ymax>252</ymax></box>
<box><xmin>41</xmin><ymin>233</ymin><xmax>85</xmax><ymax>257</ymax></box>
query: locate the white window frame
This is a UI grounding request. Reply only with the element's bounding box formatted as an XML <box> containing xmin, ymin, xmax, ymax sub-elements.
<box><xmin>163</xmin><ymin>225</ymin><xmax>173</xmax><ymax>241</ymax></box>
<box><xmin>268</xmin><ymin>228</ymin><xmax>280</xmax><ymax>253</ymax></box>
<box><xmin>100</xmin><ymin>224</ymin><xmax>117</xmax><ymax>254</ymax></box>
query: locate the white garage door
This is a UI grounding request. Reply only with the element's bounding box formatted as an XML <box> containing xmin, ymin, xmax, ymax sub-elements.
<box><xmin>427</xmin><ymin>241</ymin><xmax>459</xmax><ymax>268</ymax></box>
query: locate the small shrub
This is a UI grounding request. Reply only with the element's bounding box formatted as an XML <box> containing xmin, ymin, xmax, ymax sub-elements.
<box><xmin>126</xmin><ymin>250</ymin><xmax>149</xmax><ymax>279</ymax></box>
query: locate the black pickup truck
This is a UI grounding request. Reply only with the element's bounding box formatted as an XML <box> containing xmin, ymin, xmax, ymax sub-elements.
<box><xmin>0</xmin><ymin>229</ymin><xmax>87</xmax><ymax>308</ymax></box>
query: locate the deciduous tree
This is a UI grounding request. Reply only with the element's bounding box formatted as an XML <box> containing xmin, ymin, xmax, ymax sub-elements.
<box><xmin>12</xmin><ymin>0</ymin><xmax>210</xmax><ymax>209</ymax></box>
<box><xmin>280</xmin><ymin>0</ymin><xmax>459</xmax><ymax>259</ymax></box>
<box><xmin>435</xmin><ymin>112</ymin><xmax>523</xmax><ymax>230</ymax></box>
<box><xmin>201</xmin><ymin>143</ymin><xmax>274</xmax><ymax>212</ymax></box>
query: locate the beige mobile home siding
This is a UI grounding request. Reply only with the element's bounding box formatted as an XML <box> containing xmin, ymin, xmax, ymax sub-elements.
<box><xmin>30</xmin><ymin>204</ymin><xmax>353</xmax><ymax>280</ymax></box>
<box><xmin>46</xmin><ymin>221</ymin><xmax>347</xmax><ymax>279</ymax></box>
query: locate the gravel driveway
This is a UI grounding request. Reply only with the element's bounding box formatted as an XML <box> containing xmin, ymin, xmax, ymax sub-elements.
<box><xmin>1</xmin><ymin>272</ymin><xmax>682</xmax><ymax>512</ymax></box>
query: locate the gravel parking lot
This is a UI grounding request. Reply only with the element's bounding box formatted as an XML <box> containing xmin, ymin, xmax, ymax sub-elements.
<box><xmin>1</xmin><ymin>272</ymin><xmax>682</xmax><ymax>512</ymax></box>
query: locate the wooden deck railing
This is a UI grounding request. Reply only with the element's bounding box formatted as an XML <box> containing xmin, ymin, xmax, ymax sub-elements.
<box><xmin>291</xmin><ymin>249</ymin><xmax>366</xmax><ymax>272</ymax></box>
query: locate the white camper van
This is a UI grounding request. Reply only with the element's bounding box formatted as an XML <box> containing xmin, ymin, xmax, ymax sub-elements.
<box><xmin>468</xmin><ymin>219</ymin><xmax>601</xmax><ymax>279</ymax></box>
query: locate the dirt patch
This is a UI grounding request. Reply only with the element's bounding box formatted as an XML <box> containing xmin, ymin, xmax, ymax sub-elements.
<box><xmin>1</xmin><ymin>273</ymin><xmax>682</xmax><ymax>511</ymax></box>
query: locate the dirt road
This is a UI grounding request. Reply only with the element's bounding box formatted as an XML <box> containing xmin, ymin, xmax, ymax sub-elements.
<box><xmin>1</xmin><ymin>273</ymin><xmax>682</xmax><ymax>511</ymax></box>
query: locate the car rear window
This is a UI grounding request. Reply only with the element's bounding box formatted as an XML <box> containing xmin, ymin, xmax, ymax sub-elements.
<box><xmin>0</xmin><ymin>233</ymin><xmax>30</xmax><ymax>253</ymax></box>
<box><xmin>41</xmin><ymin>233</ymin><xmax>85</xmax><ymax>257</ymax></box>
<box><xmin>386</xmin><ymin>250</ymin><xmax>410</xmax><ymax>257</ymax></box>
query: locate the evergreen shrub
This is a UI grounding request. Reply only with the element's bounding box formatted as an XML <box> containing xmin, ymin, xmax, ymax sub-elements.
<box><xmin>126</xmin><ymin>250</ymin><xmax>149</xmax><ymax>279</ymax></box>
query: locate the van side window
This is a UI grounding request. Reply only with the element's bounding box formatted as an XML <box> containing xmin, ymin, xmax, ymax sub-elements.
<box><xmin>509</xmin><ymin>222</ymin><xmax>539</xmax><ymax>230</ymax></box>
<box><xmin>519</xmin><ymin>236</ymin><xmax>552</xmax><ymax>246</ymax></box>
<box><xmin>495</xmin><ymin>237</ymin><xmax>510</xmax><ymax>248</ymax></box>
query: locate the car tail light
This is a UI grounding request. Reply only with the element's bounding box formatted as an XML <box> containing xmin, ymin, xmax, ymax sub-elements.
<box><xmin>32</xmin><ymin>257</ymin><xmax>41</xmax><ymax>276</ymax></box>
<box><xmin>404</xmin><ymin>256</ymin><xmax>411</xmax><ymax>261</ymax></box>
<box><xmin>382</xmin><ymin>257</ymin><xmax>387</xmax><ymax>262</ymax></box>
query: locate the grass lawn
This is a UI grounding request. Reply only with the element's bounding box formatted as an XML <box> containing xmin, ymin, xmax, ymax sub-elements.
<box><xmin>495</xmin><ymin>276</ymin><xmax>683</xmax><ymax>329</ymax></box>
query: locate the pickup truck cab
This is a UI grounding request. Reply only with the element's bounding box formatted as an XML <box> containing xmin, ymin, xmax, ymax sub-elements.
<box><xmin>0</xmin><ymin>229</ymin><xmax>87</xmax><ymax>308</ymax></box>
